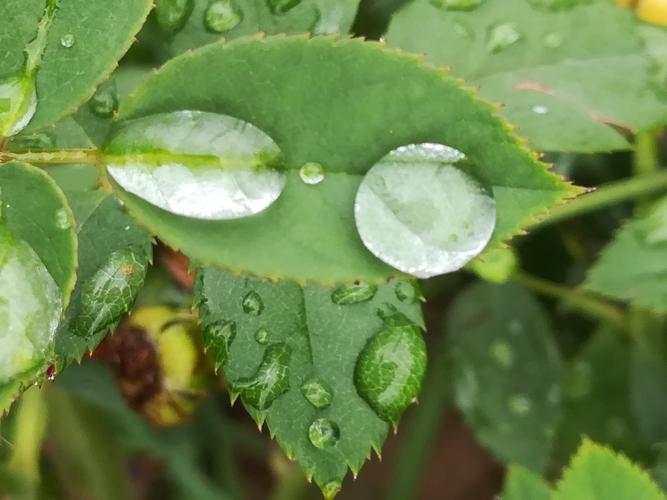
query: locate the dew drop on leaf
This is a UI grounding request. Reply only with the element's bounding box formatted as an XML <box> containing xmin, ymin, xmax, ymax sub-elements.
<box><xmin>508</xmin><ymin>394</ymin><xmax>532</xmax><ymax>415</ymax></box>
<box><xmin>486</xmin><ymin>22</ymin><xmax>521</xmax><ymax>53</ymax></box>
<box><xmin>205</xmin><ymin>320</ymin><xmax>236</xmax><ymax>369</ymax></box>
<box><xmin>354</xmin><ymin>312</ymin><xmax>427</xmax><ymax>424</ymax></box>
<box><xmin>254</xmin><ymin>328</ymin><xmax>269</xmax><ymax>345</ymax></box>
<box><xmin>564</xmin><ymin>360</ymin><xmax>592</xmax><ymax>399</ymax></box>
<box><xmin>354</xmin><ymin>143</ymin><xmax>496</xmax><ymax>279</ymax></box>
<box><xmin>394</xmin><ymin>280</ymin><xmax>420</xmax><ymax>304</ymax></box>
<box><xmin>301</xmin><ymin>378</ymin><xmax>333</xmax><ymax>409</ymax></box>
<box><xmin>331</xmin><ymin>282</ymin><xmax>378</xmax><ymax>305</ymax></box>
<box><xmin>0</xmin><ymin>227</ymin><xmax>62</xmax><ymax>384</ymax></box>
<box><xmin>508</xmin><ymin>319</ymin><xmax>523</xmax><ymax>335</ymax></box>
<box><xmin>430</xmin><ymin>0</ymin><xmax>484</xmax><ymax>11</ymax></box>
<box><xmin>544</xmin><ymin>32</ymin><xmax>562</xmax><ymax>48</ymax></box>
<box><xmin>242</xmin><ymin>291</ymin><xmax>264</xmax><ymax>316</ymax></box>
<box><xmin>59</xmin><ymin>34</ymin><xmax>75</xmax><ymax>48</ymax></box>
<box><xmin>489</xmin><ymin>339</ymin><xmax>514</xmax><ymax>368</ymax></box>
<box><xmin>54</xmin><ymin>208</ymin><xmax>71</xmax><ymax>230</ymax></box>
<box><xmin>532</xmin><ymin>104</ymin><xmax>549</xmax><ymax>115</ymax></box>
<box><xmin>266</xmin><ymin>0</ymin><xmax>302</xmax><ymax>15</ymax></box>
<box><xmin>105</xmin><ymin>111</ymin><xmax>287</xmax><ymax>220</ymax></box>
<box><xmin>89</xmin><ymin>88</ymin><xmax>118</xmax><ymax>118</ymax></box>
<box><xmin>308</xmin><ymin>418</ymin><xmax>340</xmax><ymax>449</ymax></box>
<box><xmin>204</xmin><ymin>0</ymin><xmax>242</xmax><ymax>33</ymax></box>
<box><xmin>299</xmin><ymin>162</ymin><xmax>325</xmax><ymax>185</ymax></box>
<box><xmin>231</xmin><ymin>343</ymin><xmax>291</xmax><ymax>410</ymax></box>
<box><xmin>156</xmin><ymin>0</ymin><xmax>194</xmax><ymax>34</ymax></box>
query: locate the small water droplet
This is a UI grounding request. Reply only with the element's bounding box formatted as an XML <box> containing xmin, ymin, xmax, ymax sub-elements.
<box><xmin>453</xmin><ymin>22</ymin><xmax>475</xmax><ymax>40</ymax></box>
<box><xmin>354</xmin><ymin>320</ymin><xmax>427</xmax><ymax>423</ymax></box>
<box><xmin>564</xmin><ymin>360</ymin><xmax>591</xmax><ymax>399</ymax></box>
<box><xmin>308</xmin><ymin>418</ymin><xmax>340</xmax><ymax>449</ymax></box>
<box><xmin>508</xmin><ymin>320</ymin><xmax>523</xmax><ymax>335</ymax></box>
<box><xmin>486</xmin><ymin>22</ymin><xmax>521</xmax><ymax>53</ymax></box>
<box><xmin>231</xmin><ymin>343</ymin><xmax>291</xmax><ymax>410</ymax></box>
<box><xmin>204</xmin><ymin>0</ymin><xmax>242</xmax><ymax>33</ymax></box>
<box><xmin>124</xmin><ymin>225</ymin><xmax>130</xmax><ymax>231</ymax></box>
<box><xmin>544</xmin><ymin>32</ymin><xmax>562</xmax><ymax>48</ymax></box>
<box><xmin>205</xmin><ymin>320</ymin><xmax>236</xmax><ymax>369</ymax></box>
<box><xmin>266</xmin><ymin>0</ymin><xmax>301</xmax><ymax>15</ymax></box>
<box><xmin>55</xmin><ymin>208</ymin><xmax>71</xmax><ymax>230</ymax></box>
<box><xmin>156</xmin><ymin>0</ymin><xmax>194</xmax><ymax>34</ymax></box>
<box><xmin>299</xmin><ymin>162</ymin><xmax>325</xmax><ymax>185</ymax></box>
<box><xmin>508</xmin><ymin>394</ymin><xmax>532</xmax><ymax>415</ymax></box>
<box><xmin>354</xmin><ymin>143</ymin><xmax>496</xmax><ymax>279</ymax></box>
<box><xmin>452</xmin><ymin>360</ymin><xmax>478</xmax><ymax>411</ymax></box>
<box><xmin>532</xmin><ymin>104</ymin><xmax>549</xmax><ymax>115</ymax></box>
<box><xmin>255</xmin><ymin>328</ymin><xmax>269</xmax><ymax>345</ymax></box>
<box><xmin>89</xmin><ymin>88</ymin><xmax>118</xmax><ymax>118</ymax></box>
<box><xmin>60</xmin><ymin>33</ymin><xmax>75</xmax><ymax>48</ymax></box>
<box><xmin>489</xmin><ymin>340</ymin><xmax>514</xmax><ymax>368</ymax></box>
<box><xmin>430</xmin><ymin>0</ymin><xmax>483</xmax><ymax>10</ymax></box>
<box><xmin>46</xmin><ymin>364</ymin><xmax>56</xmax><ymax>381</ymax></box>
<box><xmin>321</xmin><ymin>481</ymin><xmax>342</xmax><ymax>500</ymax></box>
<box><xmin>242</xmin><ymin>291</ymin><xmax>264</xmax><ymax>316</ymax></box>
<box><xmin>331</xmin><ymin>282</ymin><xmax>378</xmax><ymax>305</ymax></box>
<box><xmin>547</xmin><ymin>384</ymin><xmax>561</xmax><ymax>406</ymax></box>
<box><xmin>394</xmin><ymin>280</ymin><xmax>420</xmax><ymax>303</ymax></box>
<box><xmin>301</xmin><ymin>378</ymin><xmax>333</xmax><ymax>409</ymax></box>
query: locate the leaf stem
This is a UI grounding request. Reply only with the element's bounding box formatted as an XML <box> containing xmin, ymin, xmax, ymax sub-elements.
<box><xmin>0</xmin><ymin>148</ymin><xmax>102</xmax><ymax>165</ymax></box>
<box><xmin>514</xmin><ymin>271</ymin><xmax>626</xmax><ymax>326</ymax></box>
<box><xmin>537</xmin><ymin>170</ymin><xmax>667</xmax><ymax>227</ymax></box>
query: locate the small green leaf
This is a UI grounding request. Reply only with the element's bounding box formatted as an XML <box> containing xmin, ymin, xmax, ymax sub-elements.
<box><xmin>586</xmin><ymin>195</ymin><xmax>667</xmax><ymax>311</ymax></box>
<box><xmin>386</xmin><ymin>0</ymin><xmax>667</xmax><ymax>152</ymax></box>
<box><xmin>630</xmin><ymin>339</ymin><xmax>667</xmax><ymax>445</ymax></box>
<box><xmin>195</xmin><ymin>267</ymin><xmax>425</xmax><ymax>493</ymax></box>
<box><xmin>502</xmin><ymin>465</ymin><xmax>551</xmax><ymax>500</ymax></box>
<box><xmin>553</xmin><ymin>440</ymin><xmax>665</xmax><ymax>500</ymax></box>
<box><xmin>446</xmin><ymin>281</ymin><xmax>563</xmax><ymax>471</ymax></box>
<box><xmin>114</xmin><ymin>36</ymin><xmax>577</xmax><ymax>284</ymax></box>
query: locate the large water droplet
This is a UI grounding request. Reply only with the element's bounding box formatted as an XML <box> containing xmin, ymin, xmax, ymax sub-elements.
<box><xmin>489</xmin><ymin>339</ymin><xmax>514</xmax><ymax>368</ymax></box>
<box><xmin>205</xmin><ymin>320</ymin><xmax>236</xmax><ymax>369</ymax></box>
<box><xmin>242</xmin><ymin>291</ymin><xmax>264</xmax><ymax>316</ymax></box>
<box><xmin>89</xmin><ymin>88</ymin><xmax>118</xmax><ymax>118</ymax></box>
<box><xmin>301</xmin><ymin>378</ymin><xmax>333</xmax><ymax>409</ymax></box>
<box><xmin>0</xmin><ymin>226</ymin><xmax>62</xmax><ymax>384</ymax></box>
<box><xmin>60</xmin><ymin>34</ymin><xmax>75</xmax><ymax>48</ymax></box>
<box><xmin>204</xmin><ymin>0</ymin><xmax>242</xmax><ymax>33</ymax></box>
<box><xmin>331</xmin><ymin>282</ymin><xmax>377</xmax><ymax>305</ymax></box>
<box><xmin>231</xmin><ymin>343</ymin><xmax>291</xmax><ymax>410</ymax></box>
<box><xmin>354</xmin><ymin>316</ymin><xmax>427</xmax><ymax>423</ymax></box>
<box><xmin>266</xmin><ymin>0</ymin><xmax>302</xmax><ymax>15</ymax></box>
<box><xmin>486</xmin><ymin>22</ymin><xmax>521</xmax><ymax>53</ymax></box>
<box><xmin>430</xmin><ymin>0</ymin><xmax>483</xmax><ymax>10</ymax></box>
<box><xmin>156</xmin><ymin>0</ymin><xmax>195</xmax><ymax>34</ymax></box>
<box><xmin>308</xmin><ymin>418</ymin><xmax>340</xmax><ymax>449</ymax></box>
<box><xmin>55</xmin><ymin>208</ymin><xmax>71</xmax><ymax>230</ymax></box>
<box><xmin>105</xmin><ymin>111</ymin><xmax>286</xmax><ymax>220</ymax></box>
<box><xmin>354</xmin><ymin>143</ymin><xmax>496</xmax><ymax>279</ymax></box>
<box><xmin>394</xmin><ymin>280</ymin><xmax>420</xmax><ymax>304</ymax></box>
<box><xmin>299</xmin><ymin>162</ymin><xmax>325</xmax><ymax>185</ymax></box>
<box><xmin>255</xmin><ymin>328</ymin><xmax>269</xmax><ymax>345</ymax></box>
<box><xmin>508</xmin><ymin>394</ymin><xmax>532</xmax><ymax>415</ymax></box>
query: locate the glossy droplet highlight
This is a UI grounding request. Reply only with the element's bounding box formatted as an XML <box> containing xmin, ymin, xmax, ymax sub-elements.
<box><xmin>532</xmin><ymin>104</ymin><xmax>549</xmax><ymax>115</ymax></box>
<box><xmin>430</xmin><ymin>0</ymin><xmax>483</xmax><ymax>10</ymax></box>
<box><xmin>266</xmin><ymin>0</ymin><xmax>301</xmax><ymax>15</ymax></box>
<box><xmin>301</xmin><ymin>378</ymin><xmax>333</xmax><ymax>409</ymax></box>
<box><xmin>0</xmin><ymin>227</ymin><xmax>62</xmax><ymax>384</ymax></box>
<box><xmin>231</xmin><ymin>343</ymin><xmax>291</xmax><ymax>410</ymax></box>
<box><xmin>308</xmin><ymin>418</ymin><xmax>340</xmax><ymax>449</ymax></box>
<box><xmin>89</xmin><ymin>88</ymin><xmax>118</xmax><ymax>118</ymax></box>
<box><xmin>508</xmin><ymin>394</ymin><xmax>532</xmax><ymax>415</ymax></box>
<box><xmin>60</xmin><ymin>34</ymin><xmax>75</xmax><ymax>48</ymax></box>
<box><xmin>354</xmin><ymin>143</ymin><xmax>496</xmax><ymax>279</ymax></box>
<box><xmin>105</xmin><ymin>111</ymin><xmax>286</xmax><ymax>220</ymax></box>
<box><xmin>242</xmin><ymin>291</ymin><xmax>264</xmax><ymax>316</ymax></box>
<box><xmin>394</xmin><ymin>280</ymin><xmax>420</xmax><ymax>303</ymax></box>
<box><xmin>299</xmin><ymin>162</ymin><xmax>325</xmax><ymax>185</ymax></box>
<box><xmin>156</xmin><ymin>0</ymin><xmax>194</xmax><ymax>34</ymax></box>
<box><xmin>489</xmin><ymin>340</ymin><xmax>514</xmax><ymax>368</ymax></box>
<box><xmin>486</xmin><ymin>22</ymin><xmax>521</xmax><ymax>53</ymax></box>
<box><xmin>354</xmin><ymin>313</ymin><xmax>427</xmax><ymax>423</ymax></box>
<box><xmin>255</xmin><ymin>328</ymin><xmax>269</xmax><ymax>345</ymax></box>
<box><xmin>55</xmin><ymin>208</ymin><xmax>71</xmax><ymax>230</ymax></box>
<box><xmin>331</xmin><ymin>282</ymin><xmax>378</xmax><ymax>305</ymax></box>
<box><xmin>204</xmin><ymin>0</ymin><xmax>242</xmax><ymax>33</ymax></box>
<box><xmin>205</xmin><ymin>320</ymin><xmax>236</xmax><ymax>369</ymax></box>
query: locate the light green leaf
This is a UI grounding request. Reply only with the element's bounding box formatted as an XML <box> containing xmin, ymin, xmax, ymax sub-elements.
<box><xmin>113</xmin><ymin>35</ymin><xmax>577</xmax><ymax>284</ymax></box>
<box><xmin>502</xmin><ymin>465</ymin><xmax>551</xmax><ymax>500</ymax></box>
<box><xmin>630</xmin><ymin>339</ymin><xmax>667</xmax><ymax>445</ymax></box>
<box><xmin>553</xmin><ymin>440</ymin><xmax>665</xmax><ymax>500</ymax></box>
<box><xmin>586</xmin><ymin>195</ymin><xmax>667</xmax><ymax>311</ymax></box>
<box><xmin>386</xmin><ymin>0</ymin><xmax>667</xmax><ymax>152</ymax></box>
<box><xmin>0</xmin><ymin>0</ymin><xmax>152</xmax><ymax>135</ymax></box>
<box><xmin>195</xmin><ymin>267</ymin><xmax>425</xmax><ymax>495</ymax></box>
<box><xmin>446</xmin><ymin>281</ymin><xmax>562</xmax><ymax>471</ymax></box>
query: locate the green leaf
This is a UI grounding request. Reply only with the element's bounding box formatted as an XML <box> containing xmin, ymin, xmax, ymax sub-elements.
<box><xmin>160</xmin><ymin>0</ymin><xmax>361</xmax><ymax>54</ymax></box>
<box><xmin>553</xmin><ymin>440</ymin><xmax>666</xmax><ymax>500</ymax></box>
<box><xmin>385</xmin><ymin>0</ymin><xmax>667</xmax><ymax>152</ymax></box>
<box><xmin>586</xmin><ymin>195</ymin><xmax>667</xmax><ymax>311</ymax></box>
<box><xmin>0</xmin><ymin>0</ymin><xmax>152</xmax><ymax>134</ymax></box>
<box><xmin>113</xmin><ymin>35</ymin><xmax>577</xmax><ymax>284</ymax></box>
<box><xmin>446</xmin><ymin>281</ymin><xmax>563</xmax><ymax>471</ymax></box>
<box><xmin>195</xmin><ymin>267</ymin><xmax>425</xmax><ymax>495</ymax></box>
<box><xmin>502</xmin><ymin>465</ymin><xmax>551</xmax><ymax>500</ymax></box>
<box><xmin>630</xmin><ymin>339</ymin><xmax>667</xmax><ymax>445</ymax></box>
